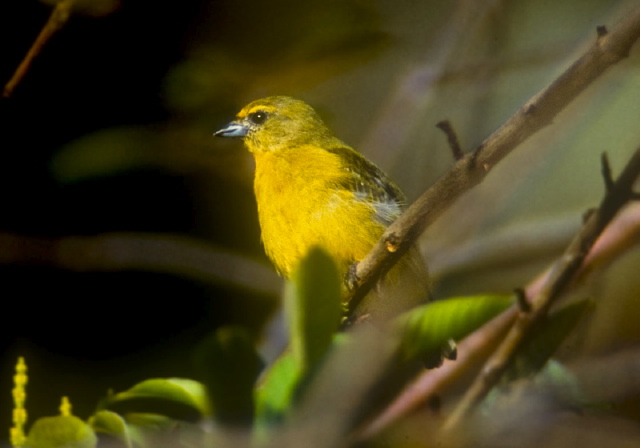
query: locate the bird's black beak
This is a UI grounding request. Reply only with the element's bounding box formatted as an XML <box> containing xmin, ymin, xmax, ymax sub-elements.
<box><xmin>214</xmin><ymin>121</ymin><xmax>248</xmax><ymax>138</ymax></box>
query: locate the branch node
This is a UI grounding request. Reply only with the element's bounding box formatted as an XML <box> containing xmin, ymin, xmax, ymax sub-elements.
<box><xmin>514</xmin><ymin>288</ymin><xmax>531</xmax><ymax>313</ymax></box>
<box><xmin>384</xmin><ymin>233</ymin><xmax>401</xmax><ymax>253</ymax></box>
<box><xmin>596</xmin><ymin>25</ymin><xmax>608</xmax><ymax>39</ymax></box>
<box><xmin>601</xmin><ymin>152</ymin><xmax>615</xmax><ymax>192</ymax></box>
<box><xmin>436</xmin><ymin>120</ymin><xmax>464</xmax><ymax>161</ymax></box>
<box><xmin>524</xmin><ymin>103</ymin><xmax>537</xmax><ymax>115</ymax></box>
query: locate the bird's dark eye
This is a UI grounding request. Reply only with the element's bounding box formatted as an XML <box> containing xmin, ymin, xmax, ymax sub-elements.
<box><xmin>248</xmin><ymin>111</ymin><xmax>268</xmax><ymax>125</ymax></box>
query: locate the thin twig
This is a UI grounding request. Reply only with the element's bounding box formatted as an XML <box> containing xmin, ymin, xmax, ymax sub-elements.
<box><xmin>358</xmin><ymin>201</ymin><xmax>640</xmax><ymax>438</ymax></box>
<box><xmin>601</xmin><ymin>152</ymin><xmax>615</xmax><ymax>192</ymax></box>
<box><xmin>443</xmin><ymin>144</ymin><xmax>640</xmax><ymax>430</ymax></box>
<box><xmin>346</xmin><ymin>6</ymin><xmax>640</xmax><ymax>318</ymax></box>
<box><xmin>3</xmin><ymin>0</ymin><xmax>75</xmax><ymax>98</ymax></box>
<box><xmin>436</xmin><ymin>120</ymin><xmax>464</xmax><ymax>160</ymax></box>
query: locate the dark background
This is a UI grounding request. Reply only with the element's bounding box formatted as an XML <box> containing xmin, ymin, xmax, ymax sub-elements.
<box><xmin>0</xmin><ymin>0</ymin><xmax>275</xmax><ymax>423</ymax></box>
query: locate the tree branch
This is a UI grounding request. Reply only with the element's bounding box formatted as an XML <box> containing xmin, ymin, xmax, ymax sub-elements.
<box><xmin>358</xmin><ymin>167</ymin><xmax>640</xmax><ymax>441</ymax></box>
<box><xmin>2</xmin><ymin>0</ymin><xmax>75</xmax><ymax>98</ymax></box>
<box><xmin>345</xmin><ymin>6</ymin><xmax>640</xmax><ymax>318</ymax></box>
<box><xmin>443</xmin><ymin>143</ymin><xmax>640</xmax><ymax>430</ymax></box>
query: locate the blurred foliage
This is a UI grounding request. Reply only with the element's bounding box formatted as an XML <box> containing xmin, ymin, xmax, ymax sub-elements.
<box><xmin>9</xmin><ymin>250</ymin><xmax>511</xmax><ymax>447</ymax></box>
<box><xmin>25</xmin><ymin>415</ymin><xmax>97</xmax><ymax>448</ymax></box>
<box><xmin>396</xmin><ymin>294</ymin><xmax>513</xmax><ymax>361</ymax></box>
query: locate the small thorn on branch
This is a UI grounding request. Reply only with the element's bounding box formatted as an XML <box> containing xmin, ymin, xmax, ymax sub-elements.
<box><xmin>597</xmin><ymin>25</ymin><xmax>608</xmax><ymax>38</ymax></box>
<box><xmin>514</xmin><ymin>288</ymin><xmax>531</xmax><ymax>313</ymax></box>
<box><xmin>436</xmin><ymin>120</ymin><xmax>464</xmax><ymax>161</ymax></box>
<box><xmin>582</xmin><ymin>208</ymin><xmax>596</xmax><ymax>223</ymax></box>
<box><xmin>601</xmin><ymin>152</ymin><xmax>614</xmax><ymax>192</ymax></box>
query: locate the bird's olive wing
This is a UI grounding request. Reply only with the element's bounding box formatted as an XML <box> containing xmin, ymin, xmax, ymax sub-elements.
<box><xmin>327</xmin><ymin>146</ymin><xmax>405</xmax><ymax>226</ymax></box>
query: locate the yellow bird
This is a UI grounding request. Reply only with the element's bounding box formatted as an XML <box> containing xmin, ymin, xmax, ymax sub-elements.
<box><xmin>215</xmin><ymin>96</ymin><xmax>429</xmax><ymax>322</ymax></box>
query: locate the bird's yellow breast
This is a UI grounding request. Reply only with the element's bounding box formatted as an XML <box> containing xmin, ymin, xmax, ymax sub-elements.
<box><xmin>253</xmin><ymin>144</ymin><xmax>386</xmax><ymax>278</ymax></box>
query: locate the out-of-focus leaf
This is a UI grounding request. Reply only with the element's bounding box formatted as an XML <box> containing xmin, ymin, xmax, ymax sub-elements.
<box><xmin>507</xmin><ymin>299</ymin><xmax>592</xmax><ymax>380</ymax></box>
<box><xmin>256</xmin><ymin>333</ymin><xmax>352</xmax><ymax>426</ymax></box>
<box><xmin>118</xmin><ymin>413</ymin><xmax>175</xmax><ymax>431</ymax></box>
<box><xmin>50</xmin><ymin>128</ymin><xmax>162</xmax><ymax>183</ymax></box>
<box><xmin>285</xmin><ymin>246</ymin><xmax>342</xmax><ymax>373</ymax></box>
<box><xmin>255</xmin><ymin>350</ymin><xmax>299</xmax><ymax>424</ymax></box>
<box><xmin>41</xmin><ymin>0</ymin><xmax>121</xmax><ymax>17</ymax></box>
<box><xmin>102</xmin><ymin>378</ymin><xmax>209</xmax><ymax>422</ymax></box>
<box><xmin>254</xmin><ymin>248</ymin><xmax>342</xmax><ymax>432</ymax></box>
<box><xmin>536</xmin><ymin>360</ymin><xmax>587</xmax><ymax>405</ymax></box>
<box><xmin>25</xmin><ymin>415</ymin><xmax>97</xmax><ymax>448</ymax></box>
<box><xmin>88</xmin><ymin>410</ymin><xmax>131</xmax><ymax>448</ymax></box>
<box><xmin>395</xmin><ymin>294</ymin><xmax>513</xmax><ymax>361</ymax></box>
<box><xmin>117</xmin><ymin>414</ymin><xmax>177</xmax><ymax>448</ymax></box>
<box><xmin>194</xmin><ymin>326</ymin><xmax>263</xmax><ymax>425</ymax></box>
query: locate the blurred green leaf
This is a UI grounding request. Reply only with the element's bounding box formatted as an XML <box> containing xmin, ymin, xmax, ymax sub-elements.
<box><xmin>116</xmin><ymin>414</ymin><xmax>178</xmax><ymax>448</ymax></box>
<box><xmin>103</xmin><ymin>378</ymin><xmax>209</xmax><ymax>422</ymax></box>
<box><xmin>50</xmin><ymin>128</ymin><xmax>162</xmax><ymax>183</ymax></box>
<box><xmin>536</xmin><ymin>360</ymin><xmax>587</xmax><ymax>405</ymax></box>
<box><xmin>88</xmin><ymin>410</ymin><xmax>131</xmax><ymax>448</ymax></box>
<box><xmin>25</xmin><ymin>415</ymin><xmax>97</xmax><ymax>448</ymax></box>
<box><xmin>194</xmin><ymin>326</ymin><xmax>263</xmax><ymax>425</ymax></box>
<box><xmin>255</xmin><ymin>350</ymin><xmax>299</xmax><ymax>424</ymax></box>
<box><xmin>117</xmin><ymin>413</ymin><xmax>175</xmax><ymax>431</ymax></box>
<box><xmin>508</xmin><ymin>299</ymin><xmax>592</xmax><ymax>380</ymax></box>
<box><xmin>395</xmin><ymin>294</ymin><xmax>513</xmax><ymax>361</ymax></box>
<box><xmin>285</xmin><ymin>246</ymin><xmax>342</xmax><ymax>373</ymax></box>
<box><xmin>254</xmin><ymin>249</ymin><xmax>342</xmax><ymax>432</ymax></box>
<box><xmin>255</xmin><ymin>333</ymin><xmax>351</xmax><ymax>427</ymax></box>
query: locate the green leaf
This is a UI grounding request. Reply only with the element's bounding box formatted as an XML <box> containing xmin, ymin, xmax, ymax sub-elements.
<box><xmin>395</xmin><ymin>294</ymin><xmax>513</xmax><ymax>361</ymax></box>
<box><xmin>88</xmin><ymin>410</ymin><xmax>132</xmax><ymax>448</ymax></box>
<box><xmin>103</xmin><ymin>378</ymin><xmax>210</xmax><ymax>422</ymax></box>
<box><xmin>508</xmin><ymin>299</ymin><xmax>592</xmax><ymax>380</ymax></box>
<box><xmin>254</xmin><ymin>247</ymin><xmax>342</xmax><ymax>429</ymax></box>
<box><xmin>114</xmin><ymin>414</ymin><xmax>178</xmax><ymax>448</ymax></box>
<box><xmin>25</xmin><ymin>416</ymin><xmax>97</xmax><ymax>448</ymax></box>
<box><xmin>255</xmin><ymin>350</ymin><xmax>299</xmax><ymax>424</ymax></box>
<box><xmin>254</xmin><ymin>334</ymin><xmax>353</xmax><ymax>443</ymax></box>
<box><xmin>50</xmin><ymin>128</ymin><xmax>162</xmax><ymax>183</ymax></box>
<box><xmin>193</xmin><ymin>326</ymin><xmax>264</xmax><ymax>425</ymax></box>
<box><xmin>285</xmin><ymin>246</ymin><xmax>342</xmax><ymax>373</ymax></box>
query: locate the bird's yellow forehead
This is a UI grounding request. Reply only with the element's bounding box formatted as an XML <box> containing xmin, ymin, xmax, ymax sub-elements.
<box><xmin>237</xmin><ymin>104</ymin><xmax>277</xmax><ymax>119</ymax></box>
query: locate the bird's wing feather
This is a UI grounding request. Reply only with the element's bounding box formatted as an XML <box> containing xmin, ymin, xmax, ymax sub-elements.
<box><xmin>327</xmin><ymin>146</ymin><xmax>405</xmax><ymax>226</ymax></box>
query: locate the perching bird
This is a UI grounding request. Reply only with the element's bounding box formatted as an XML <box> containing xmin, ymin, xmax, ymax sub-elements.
<box><xmin>215</xmin><ymin>96</ymin><xmax>429</xmax><ymax>322</ymax></box>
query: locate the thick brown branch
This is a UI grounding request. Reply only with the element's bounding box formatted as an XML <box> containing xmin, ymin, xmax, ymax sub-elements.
<box><xmin>346</xmin><ymin>7</ymin><xmax>640</xmax><ymax>315</ymax></box>
<box><xmin>444</xmin><ymin>144</ymin><xmax>640</xmax><ymax>430</ymax></box>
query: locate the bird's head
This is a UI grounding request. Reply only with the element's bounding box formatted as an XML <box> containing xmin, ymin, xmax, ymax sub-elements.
<box><xmin>214</xmin><ymin>96</ymin><xmax>336</xmax><ymax>153</ymax></box>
